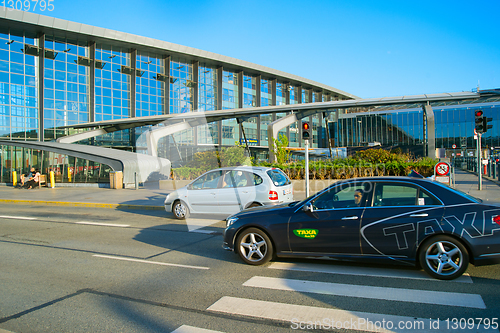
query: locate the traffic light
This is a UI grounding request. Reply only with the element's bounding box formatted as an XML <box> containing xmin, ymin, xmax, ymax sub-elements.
<box><xmin>475</xmin><ymin>110</ymin><xmax>484</xmax><ymax>133</ymax></box>
<box><xmin>483</xmin><ymin>117</ymin><xmax>493</xmax><ymax>134</ymax></box>
<box><xmin>302</xmin><ymin>122</ymin><xmax>311</xmax><ymax>140</ymax></box>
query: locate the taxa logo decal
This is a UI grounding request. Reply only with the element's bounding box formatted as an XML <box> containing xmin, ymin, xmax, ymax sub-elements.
<box><xmin>362</xmin><ymin>209</ymin><xmax>500</xmax><ymax>253</ymax></box>
<box><xmin>293</xmin><ymin>229</ymin><xmax>319</xmax><ymax>239</ymax></box>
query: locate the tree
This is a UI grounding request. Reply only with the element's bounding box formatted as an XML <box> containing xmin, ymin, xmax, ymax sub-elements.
<box><xmin>272</xmin><ymin>134</ymin><xmax>291</xmax><ymax>164</ymax></box>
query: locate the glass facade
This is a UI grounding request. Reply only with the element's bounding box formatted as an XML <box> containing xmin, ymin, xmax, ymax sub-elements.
<box><xmin>276</xmin><ymin>82</ymin><xmax>286</xmax><ymax>106</ymax></box>
<box><xmin>45</xmin><ymin>36</ymin><xmax>89</xmax><ymax>140</ymax></box>
<box><xmin>260</xmin><ymin>113</ymin><xmax>272</xmax><ymax>147</ymax></box>
<box><xmin>170</xmin><ymin>58</ymin><xmax>193</xmax><ymax>114</ymax></box>
<box><xmin>243</xmin><ymin>74</ymin><xmax>257</xmax><ymax>108</ymax></box>
<box><xmin>0</xmin><ymin>29</ymin><xmax>38</xmax><ymax>140</ymax></box>
<box><xmin>221</xmin><ymin>70</ymin><xmax>239</xmax><ymax>145</ymax></box>
<box><xmin>336</xmin><ymin>109</ymin><xmax>425</xmax><ymax>147</ymax></box>
<box><xmin>302</xmin><ymin>88</ymin><xmax>310</xmax><ymax>103</ymax></box>
<box><xmin>0</xmin><ymin>145</ymin><xmax>112</xmax><ymax>184</ymax></box>
<box><xmin>0</xmin><ymin>19</ymin><xmax>352</xmax><ymax>159</ymax></box>
<box><xmin>240</xmin><ymin>74</ymin><xmax>258</xmax><ymax>145</ymax></box>
<box><xmin>94</xmin><ymin>44</ymin><xmax>130</xmax><ymax>121</ymax></box>
<box><xmin>334</xmin><ymin>102</ymin><xmax>500</xmax><ymax>154</ymax></box>
<box><xmin>258</xmin><ymin>78</ymin><xmax>272</xmax><ymax>147</ymax></box>
<box><xmin>197</xmin><ymin>64</ymin><xmax>218</xmax><ymax>145</ymax></box>
<box><xmin>136</xmin><ymin>52</ymin><xmax>165</xmax><ymax>117</ymax></box>
<box><xmin>433</xmin><ymin>104</ymin><xmax>500</xmax><ymax>149</ymax></box>
<box><xmin>198</xmin><ymin>64</ymin><xmax>217</xmax><ymax>112</ymax></box>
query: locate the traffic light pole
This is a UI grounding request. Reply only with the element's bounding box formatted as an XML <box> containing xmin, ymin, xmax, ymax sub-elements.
<box><xmin>305</xmin><ymin>139</ymin><xmax>309</xmax><ymax>197</ymax></box>
<box><xmin>477</xmin><ymin>132</ymin><xmax>482</xmax><ymax>190</ymax></box>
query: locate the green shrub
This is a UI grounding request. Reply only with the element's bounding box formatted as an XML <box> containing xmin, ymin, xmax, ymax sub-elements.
<box><xmin>172</xmin><ymin>147</ymin><xmax>438</xmax><ymax>180</ymax></box>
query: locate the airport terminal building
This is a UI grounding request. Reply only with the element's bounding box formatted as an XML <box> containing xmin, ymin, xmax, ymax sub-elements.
<box><xmin>0</xmin><ymin>11</ymin><xmax>499</xmax><ymax>186</ymax></box>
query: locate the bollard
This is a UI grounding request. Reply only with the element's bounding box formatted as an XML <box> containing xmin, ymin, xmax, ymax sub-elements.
<box><xmin>12</xmin><ymin>170</ymin><xmax>17</xmax><ymax>186</ymax></box>
<box><xmin>134</xmin><ymin>172</ymin><xmax>138</xmax><ymax>190</ymax></box>
<box><xmin>49</xmin><ymin>171</ymin><xmax>55</xmax><ymax>188</ymax></box>
<box><xmin>68</xmin><ymin>167</ymin><xmax>72</xmax><ymax>182</ymax></box>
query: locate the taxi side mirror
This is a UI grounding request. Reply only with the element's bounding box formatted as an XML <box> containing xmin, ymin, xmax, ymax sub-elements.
<box><xmin>302</xmin><ymin>202</ymin><xmax>314</xmax><ymax>213</ymax></box>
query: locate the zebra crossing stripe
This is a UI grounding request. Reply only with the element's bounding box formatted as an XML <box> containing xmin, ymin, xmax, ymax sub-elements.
<box><xmin>269</xmin><ymin>262</ymin><xmax>473</xmax><ymax>283</ymax></box>
<box><xmin>243</xmin><ymin>276</ymin><xmax>485</xmax><ymax>309</ymax></box>
<box><xmin>171</xmin><ymin>325</ymin><xmax>225</xmax><ymax>333</ymax></box>
<box><xmin>208</xmin><ymin>296</ymin><xmax>495</xmax><ymax>333</ymax></box>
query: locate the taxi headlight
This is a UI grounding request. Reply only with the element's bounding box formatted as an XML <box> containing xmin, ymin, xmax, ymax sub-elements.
<box><xmin>226</xmin><ymin>217</ymin><xmax>238</xmax><ymax>228</ymax></box>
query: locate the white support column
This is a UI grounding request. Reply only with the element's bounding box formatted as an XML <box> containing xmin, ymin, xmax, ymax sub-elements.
<box><xmin>146</xmin><ymin>118</ymin><xmax>211</xmax><ymax>157</ymax></box>
<box><xmin>267</xmin><ymin>113</ymin><xmax>299</xmax><ymax>163</ymax></box>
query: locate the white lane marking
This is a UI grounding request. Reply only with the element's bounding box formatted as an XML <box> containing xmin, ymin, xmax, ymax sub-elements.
<box><xmin>269</xmin><ymin>262</ymin><xmax>473</xmax><ymax>283</ymax></box>
<box><xmin>0</xmin><ymin>216</ymin><xmax>129</xmax><ymax>228</ymax></box>
<box><xmin>243</xmin><ymin>276</ymin><xmax>485</xmax><ymax>309</ymax></box>
<box><xmin>208</xmin><ymin>296</ymin><xmax>495</xmax><ymax>333</ymax></box>
<box><xmin>75</xmin><ymin>221</ymin><xmax>130</xmax><ymax>227</ymax></box>
<box><xmin>0</xmin><ymin>215</ymin><xmax>37</xmax><ymax>220</ymax></box>
<box><xmin>171</xmin><ymin>325</ymin><xmax>225</xmax><ymax>333</ymax></box>
<box><xmin>92</xmin><ymin>254</ymin><xmax>209</xmax><ymax>270</ymax></box>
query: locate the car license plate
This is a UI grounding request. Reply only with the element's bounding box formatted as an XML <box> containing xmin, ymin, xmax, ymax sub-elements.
<box><xmin>283</xmin><ymin>189</ymin><xmax>291</xmax><ymax>195</ymax></box>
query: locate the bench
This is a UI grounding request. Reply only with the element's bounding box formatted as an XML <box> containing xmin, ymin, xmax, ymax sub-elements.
<box><xmin>38</xmin><ymin>174</ymin><xmax>47</xmax><ymax>188</ymax></box>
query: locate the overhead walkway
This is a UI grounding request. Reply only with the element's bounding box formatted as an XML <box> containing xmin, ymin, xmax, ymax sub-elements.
<box><xmin>0</xmin><ymin>139</ymin><xmax>171</xmax><ymax>187</ymax></box>
<box><xmin>54</xmin><ymin>91</ymin><xmax>486</xmax><ymax>161</ymax></box>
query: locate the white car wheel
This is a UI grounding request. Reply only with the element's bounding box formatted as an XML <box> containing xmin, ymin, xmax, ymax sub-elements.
<box><xmin>173</xmin><ymin>201</ymin><xmax>189</xmax><ymax>220</ymax></box>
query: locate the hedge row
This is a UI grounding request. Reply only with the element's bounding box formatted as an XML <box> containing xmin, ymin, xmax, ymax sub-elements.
<box><xmin>171</xmin><ymin>148</ymin><xmax>438</xmax><ymax>180</ymax></box>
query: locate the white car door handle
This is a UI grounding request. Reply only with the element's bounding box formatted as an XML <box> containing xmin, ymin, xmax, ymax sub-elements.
<box><xmin>410</xmin><ymin>213</ymin><xmax>428</xmax><ymax>217</ymax></box>
<box><xmin>341</xmin><ymin>216</ymin><xmax>359</xmax><ymax>220</ymax></box>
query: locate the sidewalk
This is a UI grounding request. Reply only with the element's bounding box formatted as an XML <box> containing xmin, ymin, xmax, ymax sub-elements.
<box><xmin>0</xmin><ymin>169</ymin><xmax>498</xmax><ymax>209</ymax></box>
<box><xmin>452</xmin><ymin>169</ymin><xmax>500</xmax><ymax>204</ymax></box>
<box><xmin>0</xmin><ymin>183</ymin><xmax>168</xmax><ymax>210</ymax></box>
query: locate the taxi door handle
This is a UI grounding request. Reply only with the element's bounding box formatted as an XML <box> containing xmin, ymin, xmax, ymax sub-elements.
<box><xmin>410</xmin><ymin>213</ymin><xmax>428</xmax><ymax>217</ymax></box>
<box><xmin>341</xmin><ymin>216</ymin><xmax>359</xmax><ymax>220</ymax></box>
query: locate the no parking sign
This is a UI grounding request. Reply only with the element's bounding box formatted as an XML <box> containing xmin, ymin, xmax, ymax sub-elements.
<box><xmin>434</xmin><ymin>162</ymin><xmax>451</xmax><ymax>185</ymax></box>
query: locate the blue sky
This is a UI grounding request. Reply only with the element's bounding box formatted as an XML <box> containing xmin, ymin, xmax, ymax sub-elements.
<box><xmin>15</xmin><ymin>0</ymin><xmax>500</xmax><ymax>98</ymax></box>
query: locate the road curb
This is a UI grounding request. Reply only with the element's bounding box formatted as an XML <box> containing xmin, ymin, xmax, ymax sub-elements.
<box><xmin>0</xmin><ymin>199</ymin><xmax>164</xmax><ymax>210</ymax></box>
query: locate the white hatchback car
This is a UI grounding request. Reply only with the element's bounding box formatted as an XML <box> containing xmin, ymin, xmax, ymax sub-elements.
<box><xmin>165</xmin><ymin>166</ymin><xmax>294</xmax><ymax>219</ymax></box>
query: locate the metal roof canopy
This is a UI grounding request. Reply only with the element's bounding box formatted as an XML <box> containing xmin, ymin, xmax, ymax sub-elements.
<box><xmin>0</xmin><ymin>140</ymin><xmax>171</xmax><ymax>186</ymax></box>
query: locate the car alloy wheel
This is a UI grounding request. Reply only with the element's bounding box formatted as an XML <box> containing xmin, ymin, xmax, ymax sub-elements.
<box><xmin>173</xmin><ymin>201</ymin><xmax>189</xmax><ymax>220</ymax></box>
<box><xmin>236</xmin><ymin>227</ymin><xmax>273</xmax><ymax>265</ymax></box>
<box><xmin>419</xmin><ymin>235</ymin><xmax>469</xmax><ymax>280</ymax></box>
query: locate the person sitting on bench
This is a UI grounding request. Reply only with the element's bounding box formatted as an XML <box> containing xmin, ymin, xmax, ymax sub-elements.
<box><xmin>24</xmin><ymin>168</ymin><xmax>40</xmax><ymax>189</ymax></box>
<box><xmin>17</xmin><ymin>169</ymin><xmax>30</xmax><ymax>188</ymax></box>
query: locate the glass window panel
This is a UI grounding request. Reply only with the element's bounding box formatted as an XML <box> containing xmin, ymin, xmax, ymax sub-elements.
<box><xmin>0</xmin><ymin>71</ymin><xmax>8</xmax><ymax>83</ymax></box>
<box><xmin>10</xmin><ymin>52</ymin><xmax>24</xmax><ymax>64</ymax></box>
<box><xmin>10</xmin><ymin>74</ymin><xmax>23</xmax><ymax>85</ymax></box>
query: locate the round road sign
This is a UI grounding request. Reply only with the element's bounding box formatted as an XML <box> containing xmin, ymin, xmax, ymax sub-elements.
<box><xmin>435</xmin><ymin>162</ymin><xmax>450</xmax><ymax>176</ymax></box>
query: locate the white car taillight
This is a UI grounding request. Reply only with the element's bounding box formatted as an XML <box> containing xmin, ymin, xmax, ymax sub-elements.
<box><xmin>269</xmin><ymin>190</ymin><xmax>278</xmax><ymax>200</ymax></box>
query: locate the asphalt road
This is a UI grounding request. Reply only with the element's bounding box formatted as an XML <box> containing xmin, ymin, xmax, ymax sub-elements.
<box><xmin>1</xmin><ymin>205</ymin><xmax>500</xmax><ymax>333</ymax></box>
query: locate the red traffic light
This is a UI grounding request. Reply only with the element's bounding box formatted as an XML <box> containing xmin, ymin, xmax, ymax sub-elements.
<box><xmin>302</xmin><ymin>121</ymin><xmax>311</xmax><ymax>139</ymax></box>
<box><xmin>475</xmin><ymin>110</ymin><xmax>484</xmax><ymax>117</ymax></box>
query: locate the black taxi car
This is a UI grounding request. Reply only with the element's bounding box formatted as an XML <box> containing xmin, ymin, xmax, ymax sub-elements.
<box><xmin>223</xmin><ymin>176</ymin><xmax>500</xmax><ymax>280</ymax></box>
